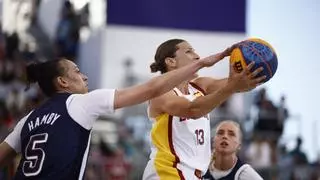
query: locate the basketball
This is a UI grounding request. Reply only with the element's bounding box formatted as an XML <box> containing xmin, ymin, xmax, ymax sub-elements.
<box><xmin>230</xmin><ymin>38</ymin><xmax>278</xmax><ymax>83</ymax></box>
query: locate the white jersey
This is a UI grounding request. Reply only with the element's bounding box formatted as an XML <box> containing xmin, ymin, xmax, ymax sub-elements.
<box><xmin>143</xmin><ymin>83</ymin><xmax>211</xmax><ymax>180</ymax></box>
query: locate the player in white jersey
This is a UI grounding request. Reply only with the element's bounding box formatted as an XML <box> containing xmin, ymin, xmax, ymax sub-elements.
<box><xmin>203</xmin><ymin>120</ymin><xmax>263</xmax><ymax>180</ymax></box>
<box><xmin>0</xmin><ymin>55</ymin><xmax>227</xmax><ymax>179</ymax></box>
<box><xmin>143</xmin><ymin>39</ymin><xmax>266</xmax><ymax>180</ymax></box>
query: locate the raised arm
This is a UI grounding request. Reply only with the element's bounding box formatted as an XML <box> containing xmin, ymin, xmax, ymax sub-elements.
<box><xmin>114</xmin><ymin>50</ymin><xmax>232</xmax><ymax>109</ymax></box>
<box><xmin>150</xmin><ymin>62</ymin><xmax>266</xmax><ymax>119</ymax></box>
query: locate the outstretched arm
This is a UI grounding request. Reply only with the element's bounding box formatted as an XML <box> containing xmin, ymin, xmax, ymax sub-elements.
<box><xmin>65</xmin><ymin>54</ymin><xmax>224</xmax><ymax>130</ymax></box>
<box><xmin>238</xmin><ymin>165</ymin><xmax>263</xmax><ymax>180</ymax></box>
<box><xmin>150</xmin><ymin>62</ymin><xmax>265</xmax><ymax>119</ymax></box>
<box><xmin>149</xmin><ymin>84</ymin><xmax>235</xmax><ymax>119</ymax></box>
<box><xmin>114</xmin><ymin>50</ymin><xmax>232</xmax><ymax>109</ymax></box>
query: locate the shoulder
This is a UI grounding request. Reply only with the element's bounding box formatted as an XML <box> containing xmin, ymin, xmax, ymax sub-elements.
<box><xmin>236</xmin><ymin>164</ymin><xmax>263</xmax><ymax>180</ymax></box>
<box><xmin>4</xmin><ymin>111</ymin><xmax>33</xmax><ymax>152</ymax></box>
<box><xmin>66</xmin><ymin>89</ymin><xmax>116</xmax><ymax>106</ymax></box>
<box><xmin>17</xmin><ymin>111</ymin><xmax>34</xmax><ymax>128</ymax></box>
<box><xmin>65</xmin><ymin>89</ymin><xmax>116</xmax><ymax>129</ymax></box>
<box><xmin>149</xmin><ymin>89</ymin><xmax>187</xmax><ymax>117</ymax></box>
<box><xmin>190</xmin><ymin>77</ymin><xmax>209</xmax><ymax>87</ymax></box>
<box><xmin>189</xmin><ymin>78</ymin><xmax>206</xmax><ymax>94</ymax></box>
<box><xmin>191</xmin><ymin>77</ymin><xmax>222</xmax><ymax>94</ymax></box>
<box><xmin>149</xmin><ymin>90</ymin><xmax>177</xmax><ymax>108</ymax></box>
<box><xmin>202</xmin><ymin>169</ymin><xmax>213</xmax><ymax>179</ymax></box>
<box><xmin>151</xmin><ymin>89</ymin><xmax>178</xmax><ymax>102</ymax></box>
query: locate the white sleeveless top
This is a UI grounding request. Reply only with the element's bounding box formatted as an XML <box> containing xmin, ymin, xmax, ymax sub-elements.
<box><xmin>148</xmin><ymin>83</ymin><xmax>211</xmax><ymax>174</ymax></box>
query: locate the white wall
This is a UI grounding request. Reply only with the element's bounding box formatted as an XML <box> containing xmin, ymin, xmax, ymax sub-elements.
<box><xmin>78</xmin><ymin>0</ymin><xmax>107</xmax><ymax>89</ymax></box>
<box><xmin>2</xmin><ymin>0</ymin><xmax>33</xmax><ymax>35</ymax></box>
<box><xmin>247</xmin><ymin>0</ymin><xmax>320</xmax><ymax>161</ymax></box>
<box><xmin>103</xmin><ymin>25</ymin><xmax>245</xmax><ymax>88</ymax></box>
<box><xmin>2</xmin><ymin>0</ymin><xmax>19</xmax><ymax>34</ymax></box>
<box><xmin>78</xmin><ymin>28</ymin><xmax>106</xmax><ymax>89</ymax></box>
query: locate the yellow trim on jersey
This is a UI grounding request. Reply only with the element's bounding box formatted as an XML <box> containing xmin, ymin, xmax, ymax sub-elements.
<box><xmin>152</xmin><ymin>113</ymin><xmax>182</xmax><ymax>180</ymax></box>
<box><xmin>193</xmin><ymin>91</ymin><xmax>202</xmax><ymax>98</ymax></box>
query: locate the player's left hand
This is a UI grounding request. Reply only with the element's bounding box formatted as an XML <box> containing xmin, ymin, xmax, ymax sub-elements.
<box><xmin>199</xmin><ymin>43</ymin><xmax>240</xmax><ymax>68</ymax></box>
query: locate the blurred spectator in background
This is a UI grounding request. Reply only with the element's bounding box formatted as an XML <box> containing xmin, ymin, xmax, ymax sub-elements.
<box><xmin>254</xmin><ymin>88</ymin><xmax>279</xmax><ymax>134</ymax></box>
<box><xmin>0</xmin><ymin>101</ymin><xmax>12</xmax><ymax>140</ymax></box>
<box><xmin>104</xmin><ymin>147</ymin><xmax>131</xmax><ymax>180</ymax></box>
<box><xmin>289</xmin><ymin>137</ymin><xmax>308</xmax><ymax>165</ymax></box>
<box><xmin>86</xmin><ymin>138</ymin><xmax>131</xmax><ymax>180</ymax></box>
<box><xmin>0</xmin><ymin>60</ymin><xmax>16</xmax><ymax>83</ymax></box>
<box><xmin>285</xmin><ymin>137</ymin><xmax>311</xmax><ymax>180</ymax></box>
<box><xmin>55</xmin><ymin>1</ymin><xmax>80</xmax><ymax>61</ymax></box>
<box><xmin>6</xmin><ymin>86</ymin><xmax>27</xmax><ymax>118</ymax></box>
<box><xmin>245</xmin><ymin>134</ymin><xmax>272</xmax><ymax>179</ymax></box>
<box><xmin>277</xmin><ymin>145</ymin><xmax>294</xmax><ymax>180</ymax></box>
<box><xmin>211</xmin><ymin>99</ymin><xmax>237</xmax><ymax>126</ymax></box>
<box><xmin>277</xmin><ymin>95</ymin><xmax>289</xmax><ymax>136</ymax></box>
<box><xmin>253</xmin><ymin>88</ymin><xmax>291</xmax><ymax>144</ymax></box>
<box><xmin>0</xmin><ymin>31</ymin><xmax>5</xmax><ymax>61</ymax></box>
<box><xmin>0</xmin><ymin>101</ymin><xmax>14</xmax><ymax>180</ymax></box>
<box><xmin>4</xmin><ymin>32</ymin><xmax>19</xmax><ymax>60</ymax></box>
<box><xmin>21</xmin><ymin>43</ymin><xmax>36</xmax><ymax>62</ymax></box>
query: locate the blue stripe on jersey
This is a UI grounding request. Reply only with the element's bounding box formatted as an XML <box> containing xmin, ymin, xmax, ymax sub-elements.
<box><xmin>14</xmin><ymin>93</ymin><xmax>90</xmax><ymax>180</ymax></box>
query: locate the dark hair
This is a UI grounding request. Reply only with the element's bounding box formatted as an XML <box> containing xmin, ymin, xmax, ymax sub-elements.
<box><xmin>150</xmin><ymin>39</ymin><xmax>185</xmax><ymax>74</ymax></box>
<box><xmin>26</xmin><ymin>58</ymin><xmax>66</xmax><ymax>97</ymax></box>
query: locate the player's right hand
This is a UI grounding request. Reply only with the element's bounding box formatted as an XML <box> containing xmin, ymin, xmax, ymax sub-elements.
<box><xmin>227</xmin><ymin>61</ymin><xmax>266</xmax><ymax>92</ymax></box>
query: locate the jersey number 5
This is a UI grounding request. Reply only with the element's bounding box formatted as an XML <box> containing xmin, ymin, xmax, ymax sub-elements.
<box><xmin>195</xmin><ymin>129</ymin><xmax>204</xmax><ymax>145</ymax></box>
<box><xmin>23</xmin><ymin>133</ymin><xmax>48</xmax><ymax>177</ymax></box>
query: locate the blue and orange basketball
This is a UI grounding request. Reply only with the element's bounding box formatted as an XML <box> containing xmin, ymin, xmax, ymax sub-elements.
<box><xmin>230</xmin><ymin>38</ymin><xmax>278</xmax><ymax>83</ymax></box>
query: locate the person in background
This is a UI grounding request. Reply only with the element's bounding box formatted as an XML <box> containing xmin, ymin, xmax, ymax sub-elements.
<box><xmin>203</xmin><ymin>120</ymin><xmax>263</xmax><ymax>180</ymax></box>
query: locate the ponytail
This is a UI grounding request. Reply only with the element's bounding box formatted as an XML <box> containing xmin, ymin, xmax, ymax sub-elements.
<box><xmin>150</xmin><ymin>62</ymin><xmax>159</xmax><ymax>73</ymax></box>
<box><xmin>24</xmin><ymin>58</ymin><xmax>66</xmax><ymax>96</ymax></box>
<box><xmin>25</xmin><ymin>63</ymin><xmax>42</xmax><ymax>91</ymax></box>
<box><xmin>26</xmin><ymin>63</ymin><xmax>41</xmax><ymax>83</ymax></box>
